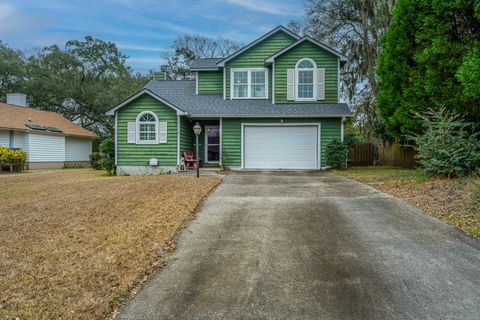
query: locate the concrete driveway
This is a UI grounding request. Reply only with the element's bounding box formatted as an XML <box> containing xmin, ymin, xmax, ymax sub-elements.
<box><xmin>117</xmin><ymin>171</ymin><xmax>480</xmax><ymax>320</ymax></box>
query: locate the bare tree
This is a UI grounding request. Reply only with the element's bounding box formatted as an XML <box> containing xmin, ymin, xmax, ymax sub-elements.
<box><xmin>161</xmin><ymin>35</ymin><xmax>242</xmax><ymax>80</ymax></box>
<box><xmin>302</xmin><ymin>0</ymin><xmax>395</xmax><ymax>141</ymax></box>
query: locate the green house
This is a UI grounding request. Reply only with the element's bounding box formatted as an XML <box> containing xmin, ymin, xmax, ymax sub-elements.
<box><xmin>105</xmin><ymin>26</ymin><xmax>351</xmax><ymax>175</ymax></box>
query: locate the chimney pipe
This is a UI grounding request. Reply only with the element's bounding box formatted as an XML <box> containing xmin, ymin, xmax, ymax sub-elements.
<box><xmin>7</xmin><ymin>93</ymin><xmax>27</xmax><ymax>107</ymax></box>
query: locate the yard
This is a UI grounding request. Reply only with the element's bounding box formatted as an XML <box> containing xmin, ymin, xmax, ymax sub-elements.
<box><xmin>336</xmin><ymin>167</ymin><xmax>480</xmax><ymax>239</ymax></box>
<box><xmin>0</xmin><ymin>169</ymin><xmax>221</xmax><ymax>320</ymax></box>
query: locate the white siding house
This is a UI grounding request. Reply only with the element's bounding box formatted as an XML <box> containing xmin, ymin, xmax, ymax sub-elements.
<box><xmin>28</xmin><ymin>133</ymin><xmax>66</xmax><ymax>163</ymax></box>
<box><xmin>65</xmin><ymin>137</ymin><xmax>92</xmax><ymax>162</ymax></box>
<box><xmin>0</xmin><ymin>94</ymin><xmax>97</xmax><ymax>169</ymax></box>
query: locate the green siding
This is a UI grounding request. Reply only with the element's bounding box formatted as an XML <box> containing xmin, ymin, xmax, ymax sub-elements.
<box><xmin>117</xmin><ymin>94</ymin><xmax>178</xmax><ymax>166</ymax></box>
<box><xmin>180</xmin><ymin>116</ymin><xmax>194</xmax><ymax>155</ymax></box>
<box><xmin>221</xmin><ymin>118</ymin><xmax>341</xmax><ymax>167</ymax></box>
<box><xmin>197</xmin><ymin>71</ymin><xmax>223</xmax><ymax>94</ymax></box>
<box><xmin>225</xmin><ymin>31</ymin><xmax>297</xmax><ymax>99</ymax></box>
<box><xmin>274</xmin><ymin>41</ymin><xmax>339</xmax><ymax>103</ymax></box>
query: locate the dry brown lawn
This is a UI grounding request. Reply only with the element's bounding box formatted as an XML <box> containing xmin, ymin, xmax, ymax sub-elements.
<box><xmin>336</xmin><ymin>167</ymin><xmax>480</xmax><ymax>239</ymax></box>
<box><xmin>0</xmin><ymin>169</ymin><xmax>221</xmax><ymax>320</ymax></box>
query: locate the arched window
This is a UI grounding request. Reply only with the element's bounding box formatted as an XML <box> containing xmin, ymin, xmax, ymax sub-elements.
<box><xmin>295</xmin><ymin>58</ymin><xmax>316</xmax><ymax>100</ymax></box>
<box><xmin>136</xmin><ymin>111</ymin><xmax>158</xmax><ymax>144</ymax></box>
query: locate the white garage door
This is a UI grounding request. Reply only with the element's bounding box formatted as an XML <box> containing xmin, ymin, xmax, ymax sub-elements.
<box><xmin>243</xmin><ymin>125</ymin><xmax>319</xmax><ymax>169</ymax></box>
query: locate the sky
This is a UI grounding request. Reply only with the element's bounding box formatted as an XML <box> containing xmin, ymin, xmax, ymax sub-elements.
<box><xmin>0</xmin><ymin>0</ymin><xmax>304</xmax><ymax>73</ymax></box>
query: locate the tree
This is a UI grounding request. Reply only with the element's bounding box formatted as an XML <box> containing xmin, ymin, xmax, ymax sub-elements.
<box><xmin>25</xmin><ymin>37</ymin><xmax>149</xmax><ymax>134</ymax></box>
<box><xmin>377</xmin><ymin>0</ymin><xmax>480</xmax><ymax>139</ymax></box>
<box><xmin>302</xmin><ymin>0</ymin><xmax>395</xmax><ymax>141</ymax></box>
<box><xmin>99</xmin><ymin>138</ymin><xmax>115</xmax><ymax>175</ymax></box>
<box><xmin>161</xmin><ymin>34</ymin><xmax>242</xmax><ymax>79</ymax></box>
<box><xmin>0</xmin><ymin>42</ymin><xmax>27</xmax><ymax>101</ymax></box>
<box><xmin>411</xmin><ymin>108</ymin><xmax>480</xmax><ymax>177</ymax></box>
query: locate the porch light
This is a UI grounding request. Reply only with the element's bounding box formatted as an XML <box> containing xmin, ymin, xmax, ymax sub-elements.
<box><xmin>193</xmin><ymin>122</ymin><xmax>202</xmax><ymax>136</ymax></box>
<box><xmin>193</xmin><ymin>123</ymin><xmax>202</xmax><ymax>178</ymax></box>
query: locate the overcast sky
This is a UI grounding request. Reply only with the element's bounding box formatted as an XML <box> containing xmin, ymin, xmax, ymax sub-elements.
<box><xmin>0</xmin><ymin>0</ymin><xmax>304</xmax><ymax>73</ymax></box>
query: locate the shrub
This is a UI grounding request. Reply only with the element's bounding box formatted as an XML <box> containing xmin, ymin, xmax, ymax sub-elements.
<box><xmin>90</xmin><ymin>152</ymin><xmax>102</xmax><ymax>170</ymax></box>
<box><xmin>326</xmin><ymin>138</ymin><xmax>348</xmax><ymax>169</ymax></box>
<box><xmin>412</xmin><ymin>108</ymin><xmax>480</xmax><ymax>177</ymax></box>
<box><xmin>99</xmin><ymin>138</ymin><xmax>115</xmax><ymax>175</ymax></box>
<box><xmin>0</xmin><ymin>146</ymin><xmax>27</xmax><ymax>169</ymax></box>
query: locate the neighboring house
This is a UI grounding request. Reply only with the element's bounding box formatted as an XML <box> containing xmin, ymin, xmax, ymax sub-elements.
<box><xmin>106</xmin><ymin>26</ymin><xmax>351</xmax><ymax>175</ymax></box>
<box><xmin>0</xmin><ymin>93</ymin><xmax>97</xmax><ymax>169</ymax></box>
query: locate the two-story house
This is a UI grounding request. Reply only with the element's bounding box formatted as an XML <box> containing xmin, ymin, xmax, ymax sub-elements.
<box><xmin>105</xmin><ymin>26</ymin><xmax>351</xmax><ymax>175</ymax></box>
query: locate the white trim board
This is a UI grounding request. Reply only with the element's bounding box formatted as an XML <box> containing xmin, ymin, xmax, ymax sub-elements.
<box><xmin>240</xmin><ymin>122</ymin><xmax>321</xmax><ymax>170</ymax></box>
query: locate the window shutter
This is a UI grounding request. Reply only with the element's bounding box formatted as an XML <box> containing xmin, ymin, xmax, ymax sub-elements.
<box><xmin>127</xmin><ymin>122</ymin><xmax>136</xmax><ymax>143</ymax></box>
<box><xmin>287</xmin><ymin>69</ymin><xmax>295</xmax><ymax>101</ymax></box>
<box><xmin>158</xmin><ymin>122</ymin><xmax>167</xmax><ymax>143</ymax></box>
<box><xmin>317</xmin><ymin>68</ymin><xmax>325</xmax><ymax>100</ymax></box>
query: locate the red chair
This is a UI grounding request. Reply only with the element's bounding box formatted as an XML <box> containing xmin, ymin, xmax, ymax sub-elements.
<box><xmin>183</xmin><ymin>151</ymin><xmax>197</xmax><ymax>170</ymax></box>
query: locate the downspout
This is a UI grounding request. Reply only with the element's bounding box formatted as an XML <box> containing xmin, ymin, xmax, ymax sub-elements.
<box><xmin>177</xmin><ymin>114</ymin><xmax>181</xmax><ymax>166</ymax></box>
<box><xmin>114</xmin><ymin>111</ymin><xmax>118</xmax><ymax>165</ymax></box>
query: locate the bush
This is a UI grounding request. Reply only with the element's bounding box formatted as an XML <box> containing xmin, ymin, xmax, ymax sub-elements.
<box><xmin>0</xmin><ymin>146</ymin><xmax>27</xmax><ymax>169</ymax></box>
<box><xmin>99</xmin><ymin>138</ymin><xmax>115</xmax><ymax>175</ymax></box>
<box><xmin>326</xmin><ymin>138</ymin><xmax>348</xmax><ymax>169</ymax></box>
<box><xmin>412</xmin><ymin>108</ymin><xmax>480</xmax><ymax>177</ymax></box>
<box><xmin>90</xmin><ymin>152</ymin><xmax>102</xmax><ymax>170</ymax></box>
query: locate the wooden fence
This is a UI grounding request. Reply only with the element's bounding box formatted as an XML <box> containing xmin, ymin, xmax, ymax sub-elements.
<box><xmin>348</xmin><ymin>143</ymin><xmax>376</xmax><ymax>166</ymax></box>
<box><xmin>378</xmin><ymin>142</ymin><xmax>417</xmax><ymax>168</ymax></box>
<box><xmin>348</xmin><ymin>142</ymin><xmax>418</xmax><ymax>168</ymax></box>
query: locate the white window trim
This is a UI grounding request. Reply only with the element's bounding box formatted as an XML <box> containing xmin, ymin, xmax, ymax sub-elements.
<box><xmin>136</xmin><ymin>111</ymin><xmax>159</xmax><ymax>144</ymax></box>
<box><xmin>295</xmin><ymin>58</ymin><xmax>317</xmax><ymax>102</ymax></box>
<box><xmin>230</xmin><ymin>68</ymin><xmax>268</xmax><ymax>100</ymax></box>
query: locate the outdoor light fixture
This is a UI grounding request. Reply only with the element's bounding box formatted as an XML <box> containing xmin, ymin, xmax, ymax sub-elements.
<box><xmin>193</xmin><ymin>122</ymin><xmax>202</xmax><ymax>178</ymax></box>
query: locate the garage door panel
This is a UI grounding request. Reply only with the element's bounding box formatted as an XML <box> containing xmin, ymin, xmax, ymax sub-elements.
<box><xmin>243</xmin><ymin>125</ymin><xmax>318</xmax><ymax>169</ymax></box>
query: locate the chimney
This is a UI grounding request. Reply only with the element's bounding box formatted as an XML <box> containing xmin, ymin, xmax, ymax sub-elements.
<box><xmin>7</xmin><ymin>93</ymin><xmax>27</xmax><ymax>107</ymax></box>
<box><xmin>153</xmin><ymin>71</ymin><xmax>167</xmax><ymax>81</ymax></box>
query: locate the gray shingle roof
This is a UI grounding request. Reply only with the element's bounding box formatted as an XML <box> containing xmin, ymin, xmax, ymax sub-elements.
<box><xmin>190</xmin><ymin>58</ymin><xmax>222</xmax><ymax>70</ymax></box>
<box><xmin>143</xmin><ymin>80</ymin><xmax>351</xmax><ymax>117</ymax></box>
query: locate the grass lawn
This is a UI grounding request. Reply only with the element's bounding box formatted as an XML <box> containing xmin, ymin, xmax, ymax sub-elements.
<box><xmin>0</xmin><ymin>169</ymin><xmax>221</xmax><ymax>320</ymax></box>
<box><xmin>336</xmin><ymin>167</ymin><xmax>480</xmax><ymax>239</ymax></box>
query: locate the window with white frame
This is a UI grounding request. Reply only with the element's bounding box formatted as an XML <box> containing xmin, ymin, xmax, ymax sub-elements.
<box><xmin>231</xmin><ymin>69</ymin><xmax>267</xmax><ymax>99</ymax></box>
<box><xmin>136</xmin><ymin>111</ymin><xmax>158</xmax><ymax>143</ymax></box>
<box><xmin>295</xmin><ymin>58</ymin><xmax>316</xmax><ymax>100</ymax></box>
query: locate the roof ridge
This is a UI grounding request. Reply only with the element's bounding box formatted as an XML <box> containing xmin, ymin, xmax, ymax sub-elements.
<box><xmin>0</xmin><ymin>102</ymin><xmax>61</xmax><ymax>115</ymax></box>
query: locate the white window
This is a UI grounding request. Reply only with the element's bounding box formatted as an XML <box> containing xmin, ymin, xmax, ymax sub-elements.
<box><xmin>295</xmin><ymin>58</ymin><xmax>316</xmax><ymax>101</ymax></box>
<box><xmin>231</xmin><ymin>68</ymin><xmax>268</xmax><ymax>99</ymax></box>
<box><xmin>136</xmin><ymin>111</ymin><xmax>158</xmax><ymax>144</ymax></box>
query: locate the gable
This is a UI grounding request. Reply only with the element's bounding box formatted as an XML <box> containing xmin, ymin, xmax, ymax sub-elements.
<box><xmin>226</xmin><ymin>31</ymin><xmax>298</xmax><ymax>68</ymax></box>
<box><xmin>266</xmin><ymin>36</ymin><xmax>347</xmax><ymax>64</ymax></box>
<box><xmin>274</xmin><ymin>41</ymin><xmax>340</xmax><ymax>104</ymax></box>
<box><xmin>105</xmin><ymin>89</ymin><xmax>185</xmax><ymax>116</ymax></box>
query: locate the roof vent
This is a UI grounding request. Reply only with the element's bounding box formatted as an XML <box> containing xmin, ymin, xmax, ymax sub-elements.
<box><xmin>7</xmin><ymin>93</ymin><xmax>27</xmax><ymax>107</ymax></box>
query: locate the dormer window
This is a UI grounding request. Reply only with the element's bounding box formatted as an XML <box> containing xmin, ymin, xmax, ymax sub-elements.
<box><xmin>295</xmin><ymin>58</ymin><xmax>316</xmax><ymax>101</ymax></box>
<box><xmin>231</xmin><ymin>68</ymin><xmax>268</xmax><ymax>99</ymax></box>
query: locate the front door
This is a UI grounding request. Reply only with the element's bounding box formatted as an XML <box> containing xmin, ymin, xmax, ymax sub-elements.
<box><xmin>205</xmin><ymin>125</ymin><xmax>220</xmax><ymax>163</ymax></box>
